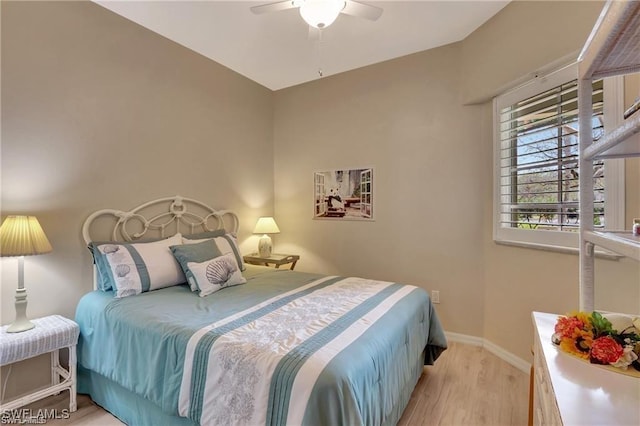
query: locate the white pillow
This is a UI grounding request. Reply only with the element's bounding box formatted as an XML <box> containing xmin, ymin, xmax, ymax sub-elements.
<box><xmin>96</xmin><ymin>233</ymin><xmax>185</xmax><ymax>298</ymax></box>
<box><xmin>187</xmin><ymin>253</ymin><xmax>247</xmax><ymax>297</ymax></box>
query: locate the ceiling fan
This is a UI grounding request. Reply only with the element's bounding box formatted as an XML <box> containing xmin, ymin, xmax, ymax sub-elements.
<box><xmin>251</xmin><ymin>0</ymin><xmax>383</xmax><ymax>29</ymax></box>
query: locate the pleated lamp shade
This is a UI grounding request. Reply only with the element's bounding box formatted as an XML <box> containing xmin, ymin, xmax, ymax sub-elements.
<box><xmin>0</xmin><ymin>216</ymin><xmax>52</xmax><ymax>257</ymax></box>
<box><xmin>1</xmin><ymin>215</ymin><xmax>52</xmax><ymax>333</ymax></box>
<box><xmin>253</xmin><ymin>217</ymin><xmax>281</xmax><ymax>235</ymax></box>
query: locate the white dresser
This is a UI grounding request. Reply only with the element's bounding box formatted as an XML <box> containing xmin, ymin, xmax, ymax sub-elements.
<box><xmin>532</xmin><ymin>312</ymin><xmax>640</xmax><ymax>426</ymax></box>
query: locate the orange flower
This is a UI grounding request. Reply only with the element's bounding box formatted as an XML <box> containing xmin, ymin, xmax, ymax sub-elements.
<box><xmin>555</xmin><ymin>316</ymin><xmax>584</xmax><ymax>339</ymax></box>
<box><xmin>590</xmin><ymin>336</ymin><xmax>624</xmax><ymax>364</ymax></box>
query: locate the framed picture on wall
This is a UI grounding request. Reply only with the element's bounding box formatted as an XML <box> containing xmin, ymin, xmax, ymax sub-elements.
<box><xmin>313</xmin><ymin>168</ymin><xmax>374</xmax><ymax>220</ymax></box>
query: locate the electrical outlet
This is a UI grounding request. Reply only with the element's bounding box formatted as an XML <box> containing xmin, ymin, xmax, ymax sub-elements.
<box><xmin>431</xmin><ymin>290</ymin><xmax>440</xmax><ymax>304</ymax></box>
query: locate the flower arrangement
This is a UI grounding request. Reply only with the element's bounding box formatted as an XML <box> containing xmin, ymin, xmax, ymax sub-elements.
<box><xmin>552</xmin><ymin>311</ymin><xmax>640</xmax><ymax>373</ymax></box>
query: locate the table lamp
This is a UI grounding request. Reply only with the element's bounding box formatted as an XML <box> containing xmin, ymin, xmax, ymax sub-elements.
<box><xmin>253</xmin><ymin>217</ymin><xmax>280</xmax><ymax>258</ymax></box>
<box><xmin>0</xmin><ymin>216</ymin><xmax>52</xmax><ymax>333</ymax></box>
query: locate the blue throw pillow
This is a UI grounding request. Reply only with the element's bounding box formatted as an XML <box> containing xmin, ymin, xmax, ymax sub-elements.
<box><xmin>182</xmin><ymin>229</ymin><xmax>227</xmax><ymax>240</ymax></box>
<box><xmin>171</xmin><ymin>237</ymin><xmax>244</xmax><ymax>292</ymax></box>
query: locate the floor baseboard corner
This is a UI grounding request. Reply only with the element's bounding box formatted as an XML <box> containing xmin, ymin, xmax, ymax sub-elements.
<box><xmin>445</xmin><ymin>331</ymin><xmax>531</xmax><ymax>374</ymax></box>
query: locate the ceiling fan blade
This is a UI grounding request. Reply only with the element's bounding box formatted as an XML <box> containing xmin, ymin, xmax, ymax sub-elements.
<box><xmin>341</xmin><ymin>0</ymin><xmax>383</xmax><ymax>21</ymax></box>
<box><xmin>250</xmin><ymin>1</ymin><xmax>297</xmax><ymax>15</ymax></box>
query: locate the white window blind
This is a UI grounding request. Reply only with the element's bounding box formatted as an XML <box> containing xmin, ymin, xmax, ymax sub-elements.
<box><xmin>493</xmin><ymin>64</ymin><xmax>625</xmax><ymax>251</ymax></box>
<box><xmin>498</xmin><ymin>79</ymin><xmax>605</xmax><ymax>232</ymax></box>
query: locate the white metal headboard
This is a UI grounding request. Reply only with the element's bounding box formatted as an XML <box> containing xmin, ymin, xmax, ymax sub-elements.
<box><xmin>82</xmin><ymin>195</ymin><xmax>239</xmax><ymax>244</ymax></box>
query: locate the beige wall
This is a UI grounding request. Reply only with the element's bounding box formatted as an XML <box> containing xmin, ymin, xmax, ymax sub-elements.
<box><xmin>274</xmin><ymin>43</ymin><xmax>486</xmax><ymax>337</ymax></box>
<box><xmin>1</xmin><ymin>0</ymin><xmax>274</xmax><ymax>327</ymax></box>
<box><xmin>274</xmin><ymin>0</ymin><xmax>640</xmax><ymax>363</ymax></box>
<box><xmin>461</xmin><ymin>0</ymin><xmax>603</xmax><ymax>103</ymax></box>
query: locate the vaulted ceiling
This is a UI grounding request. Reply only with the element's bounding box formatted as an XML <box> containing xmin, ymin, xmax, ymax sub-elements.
<box><xmin>95</xmin><ymin>1</ymin><xmax>510</xmax><ymax>90</ymax></box>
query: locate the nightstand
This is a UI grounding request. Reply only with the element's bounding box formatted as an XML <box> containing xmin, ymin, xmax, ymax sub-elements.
<box><xmin>243</xmin><ymin>253</ymin><xmax>300</xmax><ymax>270</ymax></box>
<box><xmin>0</xmin><ymin>315</ymin><xmax>79</xmax><ymax>413</ymax></box>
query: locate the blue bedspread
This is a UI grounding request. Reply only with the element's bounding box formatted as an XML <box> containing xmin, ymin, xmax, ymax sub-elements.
<box><xmin>76</xmin><ymin>268</ymin><xmax>446</xmax><ymax>425</ymax></box>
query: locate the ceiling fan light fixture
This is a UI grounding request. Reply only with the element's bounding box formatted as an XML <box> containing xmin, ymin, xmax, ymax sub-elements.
<box><xmin>299</xmin><ymin>0</ymin><xmax>346</xmax><ymax>29</ymax></box>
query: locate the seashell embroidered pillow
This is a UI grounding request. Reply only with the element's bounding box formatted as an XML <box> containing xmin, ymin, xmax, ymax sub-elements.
<box><xmin>182</xmin><ymin>233</ymin><xmax>245</xmax><ymax>272</ymax></box>
<box><xmin>91</xmin><ymin>233</ymin><xmax>186</xmax><ymax>298</ymax></box>
<box><xmin>186</xmin><ymin>253</ymin><xmax>247</xmax><ymax>297</ymax></box>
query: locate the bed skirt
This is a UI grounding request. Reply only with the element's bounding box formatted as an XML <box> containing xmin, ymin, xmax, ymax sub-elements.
<box><xmin>78</xmin><ymin>366</ymin><xmax>196</xmax><ymax>426</ymax></box>
<box><xmin>78</xmin><ymin>349</ymin><xmax>426</xmax><ymax>426</ymax></box>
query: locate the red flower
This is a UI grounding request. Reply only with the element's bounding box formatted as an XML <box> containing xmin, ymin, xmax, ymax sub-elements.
<box><xmin>590</xmin><ymin>336</ymin><xmax>624</xmax><ymax>364</ymax></box>
<box><xmin>555</xmin><ymin>316</ymin><xmax>584</xmax><ymax>339</ymax></box>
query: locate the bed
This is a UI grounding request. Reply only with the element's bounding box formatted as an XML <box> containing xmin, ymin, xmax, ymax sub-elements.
<box><xmin>76</xmin><ymin>196</ymin><xmax>447</xmax><ymax>426</ymax></box>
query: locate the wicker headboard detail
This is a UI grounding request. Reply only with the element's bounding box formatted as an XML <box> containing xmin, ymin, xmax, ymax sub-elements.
<box><xmin>82</xmin><ymin>195</ymin><xmax>239</xmax><ymax>244</ymax></box>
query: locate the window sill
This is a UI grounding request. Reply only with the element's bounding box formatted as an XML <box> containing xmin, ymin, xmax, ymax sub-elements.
<box><xmin>494</xmin><ymin>239</ymin><xmax>623</xmax><ymax>260</ymax></box>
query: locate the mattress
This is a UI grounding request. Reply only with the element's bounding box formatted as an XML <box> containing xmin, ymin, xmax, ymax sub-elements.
<box><xmin>76</xmin><ymin>265</ymin><xmax>446</xmax><ymax>425</ymax></box>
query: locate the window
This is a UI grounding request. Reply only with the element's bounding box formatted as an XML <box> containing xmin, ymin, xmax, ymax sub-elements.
<box><xmin>493</xmin><ymin>64</ymin><xmax>624</xmax><ymax>250</ymax></box>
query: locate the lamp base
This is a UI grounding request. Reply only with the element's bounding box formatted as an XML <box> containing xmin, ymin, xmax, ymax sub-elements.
<box><xmin>258</xmin><ymin>234</ymin><xmax>273</xmax><ymax>258</ymax></box>
<box><xmin>7</xmin><ymin>287</ymin><xmax>35</xmax><ymax>333</ymax></box>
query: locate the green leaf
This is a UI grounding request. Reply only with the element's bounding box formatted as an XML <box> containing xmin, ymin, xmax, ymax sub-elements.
<box><xmin>590</xmin><ymin>311</ymin><xmax>613</xmax><ymax>337</ymax></box>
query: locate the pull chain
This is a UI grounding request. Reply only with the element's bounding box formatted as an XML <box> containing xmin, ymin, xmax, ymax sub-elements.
<box><xmin>316</xmin><ymin>28</ymin><xmax>324</xmax><ymax>78</ymax></box>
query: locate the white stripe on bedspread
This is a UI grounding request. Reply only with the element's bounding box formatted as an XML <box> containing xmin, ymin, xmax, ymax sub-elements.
<box><xmin>178</xmin><ymin>275</ymin><xmax>337</xmax><ymax>414</ymax></box>
<box><xmin>285</xmin><ymin>284</ymin><xmax>417</xmax><ymax>425</ymax></box>
<box><xmin>179</xmin><ymin>276</ymin><xmax>413</xmax><ymax>425</ymax></box>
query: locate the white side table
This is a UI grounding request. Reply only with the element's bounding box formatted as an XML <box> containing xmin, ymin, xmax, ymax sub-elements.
<box><xmin>0</xmin><ymin>315</ymin><xmax>79</xmax><ymax>412</ymax></box>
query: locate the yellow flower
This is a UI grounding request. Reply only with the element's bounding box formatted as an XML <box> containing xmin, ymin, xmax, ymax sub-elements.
<box><xmin>572</xmin><ymin>311</ymin><xmax>594</xmax><ymax>332</ymax></box>
<box><xmin>560</xmin><ymin>328</ymin><xmax>593</xmax><ymax>359</ymax></box>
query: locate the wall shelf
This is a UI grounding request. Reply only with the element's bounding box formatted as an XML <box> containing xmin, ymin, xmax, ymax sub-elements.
<box><xmin>578</xmin><ymin>0</ymin><xmax>640</xmax><ymax>80</ymax></box>
<box><xmin>582</xmin><ymin>114</ymin><xmax>640</xmax><ymax>160</ymax></box>
<box><xmin>578</xmin><ymin>0</ymin><xmax>640</xmax><ymax>312</ymax></box>
<box><xmin>584</xmin><ymin>230</ymin><xmax>640</xmax><ymax>260</ymax></box>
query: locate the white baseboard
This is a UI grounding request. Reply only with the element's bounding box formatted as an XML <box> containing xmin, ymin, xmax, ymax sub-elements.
<box><xmin>445</xmin><ymin>331</ymin><xmax>531</xmax><ymax>374</ymax></box>
<box><xmin>444</xmin><ymin>331</ymin><xmax>484</xmax><ymax>347</ymax></box>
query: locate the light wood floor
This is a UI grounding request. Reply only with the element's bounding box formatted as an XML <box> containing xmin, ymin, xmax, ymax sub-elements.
<box><xmin>25</xmin><ymin>341</ymin><xmax>529</xmax><ymax>425</ymax></box>
<box><xmin>398</xmin><ymin>342</ymin><xmax>529</xmax><ymax>426</ymax></box>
